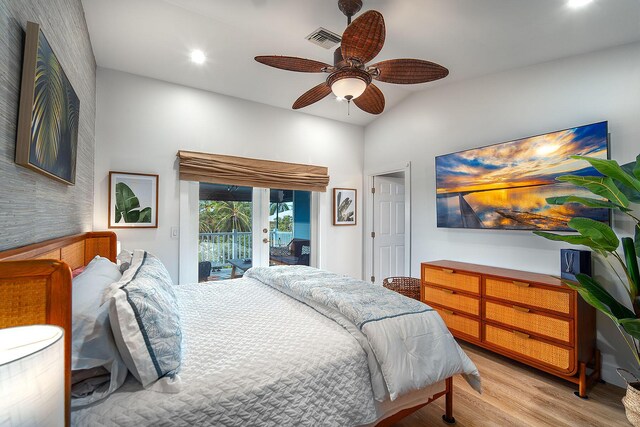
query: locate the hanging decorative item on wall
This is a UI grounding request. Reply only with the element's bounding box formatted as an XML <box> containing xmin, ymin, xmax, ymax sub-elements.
<box><xmin>109</xmin><ymin>172</ymin><xmax>158</xmax><ymax>228</ymax></box>
<box><xmin>333</xmin><ymin>188</ymin><xmax>357</xmax><ymax>225</ymax></box>
<box><xmin>15</xmin><ymin>22</ymin><xmax>80</xmax><ymax>185</ymax></box>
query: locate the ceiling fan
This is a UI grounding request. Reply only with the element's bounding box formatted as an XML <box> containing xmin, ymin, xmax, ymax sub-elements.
<box><xmin>255</xmin><ymin>0</ymin><xmax>449</xmax><ymax>115</ymax></box>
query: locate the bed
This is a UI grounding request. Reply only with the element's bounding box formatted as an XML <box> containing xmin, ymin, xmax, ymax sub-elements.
<box><xmin>0</xmin><ymin>231</ymin><xmax>480</xmax><ymax>426</ymax></box>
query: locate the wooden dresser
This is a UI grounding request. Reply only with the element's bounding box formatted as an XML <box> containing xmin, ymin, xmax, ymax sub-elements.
<box><xmin>421</xmin><ymin>260</ymin><xmax>600</xmax><ymax>397</ymax></box>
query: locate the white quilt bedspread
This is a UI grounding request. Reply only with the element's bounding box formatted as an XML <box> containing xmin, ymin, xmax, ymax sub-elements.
<box><xmin>72</xmin><ymin>279</ymin><xmax>379</xmax><ymax>427</ymax></box>
<box><xmin>245</xmin><ymin>266</ymin><xmax>481</xmax><ymax>401</ymax></box>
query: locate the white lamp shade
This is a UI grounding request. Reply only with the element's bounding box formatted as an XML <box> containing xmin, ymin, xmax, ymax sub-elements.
<box><xmin>0</xmin><ymin>325</ymin><xmax>65</xmax><ymax>427</ymax></box>
<box><xmin>331</xmin><ymin>77</ymin><xmax>367</xmax><ymax>100</ymax></box>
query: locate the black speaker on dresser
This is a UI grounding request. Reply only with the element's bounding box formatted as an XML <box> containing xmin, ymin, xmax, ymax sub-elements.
<box><xmin>560</xmin><ymin>249</ymin><xmax>592</xmax><ymax>281</ymax></box>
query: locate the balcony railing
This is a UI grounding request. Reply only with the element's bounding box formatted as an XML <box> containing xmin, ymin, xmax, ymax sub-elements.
<box><xmin>199</xmin><ymin>231</ymin><xmax>293</xmax><ymax>266</ymax></box>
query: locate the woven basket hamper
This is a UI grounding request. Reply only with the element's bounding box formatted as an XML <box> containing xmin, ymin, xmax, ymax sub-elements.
<box><xmin>382</xmin><ymin>277</ymin><xmax>420</xmax><ymax>301</ymax></box>
<box><xmin>618</xmin><ymin>369</ymin><xmax>640</xmax><ymax>426</ymax></box>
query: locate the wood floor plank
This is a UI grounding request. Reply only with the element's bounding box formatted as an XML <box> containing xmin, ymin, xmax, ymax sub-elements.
<box><xmin>392</xmin><ymin>343</ymin><xmax>629</xmax><ymax>427</ymax></box>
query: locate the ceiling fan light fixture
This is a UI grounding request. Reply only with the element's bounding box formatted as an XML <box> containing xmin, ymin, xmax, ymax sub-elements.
<box><xmin>327</xmin><ymin>68</ymin><xmax>371</xmax><ymax>101</ymax></box>
<box><xmin>331</xmin><ymin>77</ymin><xmax>367</xmax><ymax>100</ymax></box>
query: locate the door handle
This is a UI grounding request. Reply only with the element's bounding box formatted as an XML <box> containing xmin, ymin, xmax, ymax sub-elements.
<box><xmin>263</xmin><ymin>238</ymin><xmax>270</xmax><ymax>244</ymax></box>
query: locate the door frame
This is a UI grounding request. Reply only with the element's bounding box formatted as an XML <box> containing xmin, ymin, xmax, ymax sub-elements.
<box><xmin>179</xmin><ymin>182</ymin><xmax>320</xmax><ymax>285</ymax></box>
<box><xmin>363</xmin><ymin>162</ymin><xmax>411</xmax><ymax>283</ymax></box>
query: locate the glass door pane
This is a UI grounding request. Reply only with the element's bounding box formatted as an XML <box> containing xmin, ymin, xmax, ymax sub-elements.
<box><xmin>197</xmin><ymin>185</ymin><xmax>313</xmax><ymax>283</ymax></box>
<box><xmin>268</xmin><ymin>189</ymin><xmax>311</xmax><ymax>267</ymax></box>
<box><xmin>198</xmin><ymin>183</ymin><xmax>253</xmax><ymax>281</ymax></box>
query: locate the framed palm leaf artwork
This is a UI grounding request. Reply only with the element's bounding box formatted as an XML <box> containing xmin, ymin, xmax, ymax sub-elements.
<box><xmin>333</xmin><ymin>188</ymin><xmax>357</xmax><ymax>226</ymax></box>
<box><xmin>16</xmin><ymin>22</ymin><xmax>80</xmax><ymax>185</ymax></box>
<box><xmin>109</xmin><ymin>172</ymin><xmax>159</xmax><ymax>228</ymax></box>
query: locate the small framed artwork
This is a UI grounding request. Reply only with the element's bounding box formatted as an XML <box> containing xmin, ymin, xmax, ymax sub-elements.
<box><xmin>109</xmin><ymin>172</ymin><xmax>159</xmax><ymax>228</ymax></box>
<box><xmin>333</xmin><ymin>188</ymin><xmax>357</xmax><ymax>226</ymax></box>
<box><xmin>15</xmin><ymin>22</ymin><xmax>80</xmax><ymax>185</ymax></box>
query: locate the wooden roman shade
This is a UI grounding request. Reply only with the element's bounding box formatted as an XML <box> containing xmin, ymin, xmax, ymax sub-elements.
<box><xmin>177</xmin><ymin>151</ymin><xmax>329</xmax><ymax>192</ymax></box>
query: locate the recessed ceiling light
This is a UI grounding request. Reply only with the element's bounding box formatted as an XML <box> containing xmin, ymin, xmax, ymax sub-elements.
<box><xmin>568</xmin><ymin>0</ymin><xmax>593</xmax><ymax>8</ymax></box>
<box><xmin>190</xmin><ymin>49</ymin><xmax>206</xmax><ymax>65</ymax></box>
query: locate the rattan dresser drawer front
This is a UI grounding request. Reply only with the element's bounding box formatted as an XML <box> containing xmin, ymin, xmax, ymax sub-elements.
<box><xmin>423</xmin><ymin>286</ymin><xmax>480</xmax><ymax>316</ymax></box>
<box><xmin>423</xmin><ymin>266</ymin><xmax>480</xmax><ymax>295</ymax></box>
<box><xmin>435</xmin><ymin>307</ymin><xmax>481</xmax><ymax>340</ymax></box>
<box><xmin>484</xmin><ymin>324</ymin><xmax>573</xmax><ymax>373</ymax></box>
<box><xmin>484</xmin><ymin>301</ymin><xmax>571</xmax><ymax>344</ymax></box>
<box><xmin>484</xmin><ymin>277</ymin><xmax>571</xmax><ymax>315</ymax></box>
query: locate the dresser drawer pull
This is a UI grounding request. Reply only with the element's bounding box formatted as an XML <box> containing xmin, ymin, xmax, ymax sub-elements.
<box><xmin>513</xmin><ymin>330</ymin><xmax>530</xmax><ymax>339</ymax></box>
<box><xmin>512</xmin><ymin>305</ymin><xmax>530</xmax><ymax>313</ymax></box>
<box><xmin>442</xmin><ymin>268</ymin><xmax>454</xmax><ymax>274</ymax></box>
<box><xmin>512</xmin><ymin>281</ymin><xmax>530</xmax><ymax>288</ymax></box>
<box><xmin>442</xmin><ymin>309</ymin><xmax>454</xmax><ymax>315</ymax></box>
<box><xmin>442</xmin><ymin>288</ymin><xmax>455</xmax><ymax>294</ymax></box>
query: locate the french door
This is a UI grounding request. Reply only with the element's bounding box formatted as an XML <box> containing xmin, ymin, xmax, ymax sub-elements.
<box><xmin>194</xmin><ymin>184</ymin><xmax>312</xmax><ymax>283</ymax></box>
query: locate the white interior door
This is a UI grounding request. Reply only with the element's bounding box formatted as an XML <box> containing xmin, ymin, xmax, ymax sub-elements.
<box><xmin>373</xmin><ymin>176</ymin><xmax>405</xmax><ymax>283</ymax></box>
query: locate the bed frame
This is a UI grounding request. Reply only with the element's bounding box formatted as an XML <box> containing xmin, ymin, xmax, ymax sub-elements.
<box><xmin>0</xmin><ymin>231</ymin><xmax>117</xmax><ymax>427</ymax></box>
<box><xmin>0</xmin><ymin>231</ymin><xmax>456</xmax><ymax>426</ymax></box>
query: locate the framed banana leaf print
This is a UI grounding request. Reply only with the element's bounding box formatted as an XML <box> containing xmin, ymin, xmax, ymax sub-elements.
<box><xmin>15</xmin><ymin>22</ymin><xmax>79</xmax><ymax>185</ymax></box>
<box><xmin>333</xmin><ymin>188</ymin><xmax>357</xmax><ymax>226</ymax></box>
<box><xmin>109</xmin><ymin>172</ymin><xmax>159</xmax><ymax>228</ymax></box>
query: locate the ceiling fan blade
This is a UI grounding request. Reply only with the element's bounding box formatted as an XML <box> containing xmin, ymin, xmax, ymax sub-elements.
<box><xmin>341</xmin><ymin>10</ymin><xmax>385</xmax><ymax>64</ymax></box>
<box><xmin>371</xmin><ymin>59</ymin><xmax>449</xmax><ymax>84</ymax></box>
<box><xmin>292</xmin><ymin>82</ymin><xmax>332</xmax><ymax>109</ymax></box>
<box><xmin>354</xmin><ymin>83</ymin><xmax>385</xmax><ymax>115</ymax></box>
<box><xmin>255</xmin><ymin>56</ymin><xmax>331</xmax><ymax>73</ymax></box>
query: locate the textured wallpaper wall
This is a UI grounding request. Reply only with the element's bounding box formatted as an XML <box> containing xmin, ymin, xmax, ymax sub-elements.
<box><xmin>0</xmin><ymin>0</ymin><xmax>96</xmax><ymax>250</ymax></box>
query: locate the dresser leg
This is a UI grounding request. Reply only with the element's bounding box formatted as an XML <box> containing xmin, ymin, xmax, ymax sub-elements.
<box><xmin>442</xmin><ymin>377</ymin><xmax>456</xmax><ymax>424</ymax></box>
<box><xmin>574</xmin><ymin>362</ymin><xmax>589</xmax><ymax>399</ymax></box>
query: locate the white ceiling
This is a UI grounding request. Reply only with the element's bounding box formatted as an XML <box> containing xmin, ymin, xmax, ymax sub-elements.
<box><xmin>82</xmin><ymin>0</ymin><xmax>640</xmax><ymax>126</ymax></box>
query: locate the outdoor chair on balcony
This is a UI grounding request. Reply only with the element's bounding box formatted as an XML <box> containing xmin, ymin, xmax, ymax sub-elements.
<box><xmin>198</xmin><ymin>261</ymin><xmax>212</xmax><ymax>282</ymax></box>
<box><xmin>270</xmin><ymin>238</ymin><xmax>310</xmax><ymax>266</ymax></box>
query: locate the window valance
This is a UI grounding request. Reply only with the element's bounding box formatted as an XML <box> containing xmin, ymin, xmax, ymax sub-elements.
<box><xmin>177</xmin><ymin>150</ymin><xmax>329</xmax><ymax>192</ymax></box>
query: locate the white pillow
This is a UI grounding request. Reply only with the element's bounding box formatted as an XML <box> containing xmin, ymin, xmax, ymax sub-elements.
<box><xmin>71</xmin><ymin>256</ymin><xmax>128</xmax><ymax>407</ymax></box>
<box><xmin>107</xmin><ymin>250</ymin><xmax>182</xmax><ymax>391</ymax></box>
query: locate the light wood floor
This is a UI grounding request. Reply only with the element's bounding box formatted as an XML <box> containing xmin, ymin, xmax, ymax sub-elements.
<box><xmin>393</xmin><ymin>343</ymin><xmax>629</xmax><ymax>427</ymax></box>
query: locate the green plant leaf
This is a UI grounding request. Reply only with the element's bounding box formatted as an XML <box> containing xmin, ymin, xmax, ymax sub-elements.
<box><xmin>572</xmin><ymin>155</ymin><xmax>640</xmax><ymax>193</ymax></box>
<box><xmin>115</xmin><ymin>182</ymin><xmax>141</xmax><ymax>223</ymax></box>
<box><xmin>568</xmin><ymin>217</ymin><xmax>619</xmax><ymax>252</ymax></box>
<box><xmin>32</xmin><ymin>36</ymin><xmax>66</xmax><ymax>170</ymax></box>
<box><xmin>573</xmin><ymin>273</ymin><xmax>636</xmax><ymax>320</ymax></box>
<box><xmin>619</xmin><ymin>318</ymin><xmax>640</xmax><ymax>341</ymax></box>
<box><xmin>557</xmin><ymin>175</ymin><xmax>630</xmax><ymax>207</ymax></box>
<box><xmin>624</xmin><ymin>237</ymin><xmax>640</xmax><ymax>299</ymax></box>
<box><xmin>545</xmin><ymin>196</ymin><xmax>630</xmax><ymax>212</ymax></box>
<box><xmin>125</xmin><ymin>209</ymin><xmax>140</xmax><ymax>222</ymax></box>
<box><xmin>564</xmin><ymin>280</ymin><xmax>617</xmax><ymax>322</ymax></box>
<box><xmin>533</xmin><ymin>231</ymin><xmax>609</xmax><ymax>256</ymax></box>
<box><xmin>620</xmin><ymin>161</ymin><xmax>640</xmax><ymax>203</ymax></box>
<box><xmin>138</xmin><ymin>207</ymin><xmax>152</xmax><ymax>223</ymax></box>
<box><xmin>636</xmin><ymin>225</ymin><xmax>640</xmax><ymax>260</ymax></box>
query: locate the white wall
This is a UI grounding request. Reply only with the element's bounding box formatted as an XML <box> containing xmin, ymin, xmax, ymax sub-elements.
<box><xmin>94</xmin><ymin>68</ymin><xmax>364</xmax><ymax>282</ymax></box>
<box><xmin>364</xmin><ymin>42</ymin><xmax>640</xmax><ymax>386</ymax></box>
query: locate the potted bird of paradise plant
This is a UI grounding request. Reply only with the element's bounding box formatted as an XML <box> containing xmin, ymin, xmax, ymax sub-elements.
<box><xmin>533</xmin><ymin>154</ymin><xmax>640</xmax><ymax>425</ymax></box>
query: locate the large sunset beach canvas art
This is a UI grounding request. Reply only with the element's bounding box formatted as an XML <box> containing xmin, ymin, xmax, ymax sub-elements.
<box><xmin>436</xmin><ymin>121</ymin><xmax>609</xmax><ymax>231</ymax></box>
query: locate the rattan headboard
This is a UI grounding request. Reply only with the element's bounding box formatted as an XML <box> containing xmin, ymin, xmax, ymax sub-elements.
<box><xmin>0</xmin><ymin>231</ymin><xmax>117</xmax><ymax>426</ymax></box>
